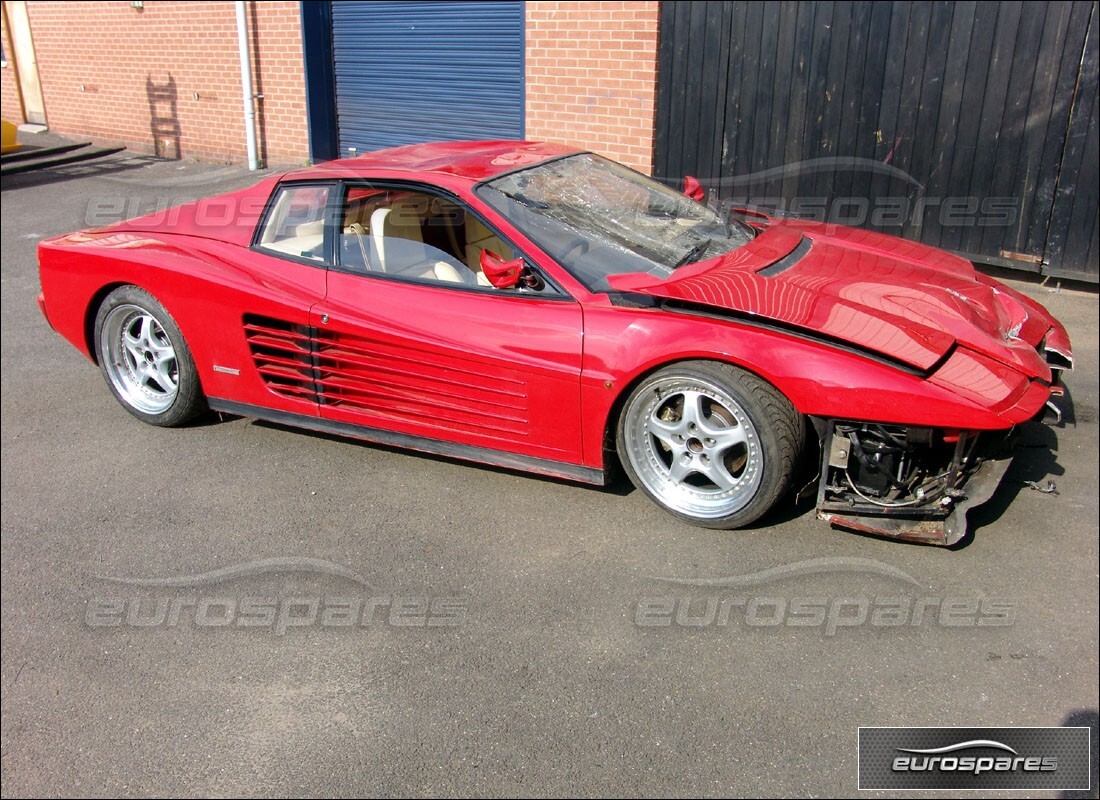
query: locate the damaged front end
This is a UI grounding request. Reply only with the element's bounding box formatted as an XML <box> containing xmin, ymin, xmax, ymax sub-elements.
<box><xmin>813</xmin><ymin>420</ymin><xmax>1019</xmax><ymax>546</ymax></box>
<box><xmin>812</xmin><ymin>315</ymin><xmax>1074</xmax><ymax>546</ymax></box>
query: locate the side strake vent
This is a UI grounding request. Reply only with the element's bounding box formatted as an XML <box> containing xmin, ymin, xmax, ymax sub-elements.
<box><xmin>312</xmin><ymin>328</ymin><xmax>531</xmax><ymax>439</ymax></box>
<box><xmin>243</xmin><ymin>315</ymin><xmax>319</xmax><ymax>403</ymax></box>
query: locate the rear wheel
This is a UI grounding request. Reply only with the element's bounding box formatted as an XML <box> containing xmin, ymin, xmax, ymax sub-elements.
<box><xmin>616</xmin><ymin>361</ymin><xmax>803</xmax><ymax>528</ymax></box>
<box><xmin>94</xmin><ymin>286</ymin><xmax>205</xmax><ymax>427</ymax></box>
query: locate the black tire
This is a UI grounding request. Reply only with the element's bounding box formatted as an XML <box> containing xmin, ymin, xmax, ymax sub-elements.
<box><xmin>93</xmin><ymin>285</ymin><xmax>206</xmax><ymax>427</ymax></box>
<box><xmin>616</xmin><ymin>360</ymin><xmax>804</xmax><ymax>529</ymax></box>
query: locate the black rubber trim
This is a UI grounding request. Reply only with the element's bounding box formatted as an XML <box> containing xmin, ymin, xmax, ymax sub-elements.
<box><xmin>207</xmin><ymin>398</ymin><xmax>606</xmax><ymax>486</ymax></box>
<box><xmin>757</xmin><ymin>236</ymin><xmax>811</xmax><ymax>276</ymax></box>
<box><xmin>607</xmin><ymin>292</ymin><xmax>661</xmax><ymax>309</ymax></box>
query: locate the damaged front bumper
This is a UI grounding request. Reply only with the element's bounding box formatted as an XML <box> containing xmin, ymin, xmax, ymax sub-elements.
<box><xmin>812</xmin><ymin>349</ymin><xmax>1071</xmax><ymax>546</ymax></box>
<box><xmin>813</xmin><ymin>420</ymin><xmax>1021</xmax><ymax>546</ymax></box>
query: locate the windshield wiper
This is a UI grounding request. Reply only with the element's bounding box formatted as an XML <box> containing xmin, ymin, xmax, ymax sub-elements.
<box><xmin>674</xmin><ymin>239</ymin><xmax>712</xmax><ymax>268</ymax></box>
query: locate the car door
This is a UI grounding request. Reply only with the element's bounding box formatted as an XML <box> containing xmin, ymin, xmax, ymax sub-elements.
<box><xmin>312</xmin><ymin>183</ymin><xmax>585</xmax><ymax>466</ymax></box>
<box><xmin>202</xmin><ymin>181</ymin><xmax>334</xmax><ymax>416</ymax></box>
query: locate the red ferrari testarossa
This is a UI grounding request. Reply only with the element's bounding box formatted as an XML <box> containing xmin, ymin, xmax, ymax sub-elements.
<box><xmin>37</xmin><ymin>141</ymin><xmax>1073</xmax><ymax>544</ymax></box>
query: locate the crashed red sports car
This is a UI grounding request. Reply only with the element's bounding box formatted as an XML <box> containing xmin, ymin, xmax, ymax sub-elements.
<box><xmin>37</xmin><ymin>141</ymin><xmax>1073</xmax><ymax>545</ymax></box>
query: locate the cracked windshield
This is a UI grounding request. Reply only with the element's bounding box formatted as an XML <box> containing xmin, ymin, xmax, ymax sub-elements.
<box><xmin>478</xmin><ymin>153</ymin><xmax>754</xmax><ymax>291</ymax></box>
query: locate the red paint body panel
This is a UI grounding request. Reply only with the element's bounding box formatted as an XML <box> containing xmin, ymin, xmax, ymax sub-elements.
<box><xmin>288</xmin><ymin>140</ymin><xmax>580</xmax><ymax>184</ymax></box>
<box><xmin>38</xmin><ymin>232</ymin><xmax>327</xmax><ymax>418</ymax></box>
<box><xmin>37</xmin><ymin>140</ymin><xmax>1072</xmax><ymax>484</ymax></box>
<box><xmin>609</xmin><ymin>219</ymin><xmax>1061</xmax><ymax>381</ymax></box>
<box><xmin>315</xmin><ymin>273</ymin><xmax>584</xmax><ymax>463</ymax></box>
<box><xmin>91</xmin><ymin>176</ymin><xmax>281</xmax><ymax>247</ymax></box>
<box><xmin>576</xmin><ymin>303</ymin><xmax>1030</xmax><ymax>476</ymax></box>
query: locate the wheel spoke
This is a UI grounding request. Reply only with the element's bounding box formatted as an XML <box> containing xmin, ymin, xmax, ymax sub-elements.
<box><xmin>135</xmin><ymin>362</ymin><xmax>158</xmax><ymax>391</ymax></box>
<box><xmin>647</xmin><ymin>414</ymin><xmax>683</xmax><ymax>447</ymax></box>
<box><xmin>117</xmin><ymin>348</ymin><xmax>137</xmax><ymax>373</ymax></box>
<box><xmin>667</xmin><ymin>453</ymin><xmax>694</xmax><ymax>483</ymax></box>
<box><xmin>707</xmin><ymin>421</ymin><xmax>747</xmax><ymax>450</ymax></box>
<box><xmin>151</xmin><ymin>359</ymin><xmax>178</xmax><ymax>393</ymax></box>
<box><xmin>123</xmin><ymin>345</ymin><xmax>143</xmax><ymax>366</ymax></box>
<box><xmin>679</xmin><ymin>390</ymin><xmax>707</xmax><ymax>431</ymax></box>
<box><xmin>148</xmin><ymin>335</ymin><xmax>173</xmax><ymax>359</ymax></box>
<box><xmin>136</xmin><ymin>315</ymin><xmax>154</xmax><ymax>348</ymax></box>
<box><xmin>152</xmin><ymin>348</ymin><xmax>176</xmax><ymax>373</ymax></box>
<box><xmin>699</xmin><ymin>458</ymin><xmax>737</xmax><ymax>492</ymax></box>
<box><xmin>123</xmin><ymin>325</ymin><xmax>145</xmax><ymax>361</ymax></box>
<box><xmin>123</xmin><ymin>326</ymin><xmax>143</xmax><ymax>350</ymax></box>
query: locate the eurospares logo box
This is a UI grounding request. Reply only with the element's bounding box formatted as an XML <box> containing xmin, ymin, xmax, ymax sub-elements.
<box><xmin>858</xmin><ymin>727</ymin><xmax>1090</xmax><ymax>791</ymax></box>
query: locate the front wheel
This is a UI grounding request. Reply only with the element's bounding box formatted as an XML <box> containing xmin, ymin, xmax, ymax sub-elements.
<box><xmin>616</xmin><ymin>361</ymin><xmax>803</xmax><ymax>529</ymax></box>
<box><xmin>94</xmin><ymin>285</ymin><xmax>206</xmax><ymax>427</ymax></box>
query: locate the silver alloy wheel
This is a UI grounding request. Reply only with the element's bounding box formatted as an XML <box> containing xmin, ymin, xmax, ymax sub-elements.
<box><xmin>621</xmin><ymin>376</ymin><xmax>763</xmax><ymax>519</ymax></box>
<box><xmin>100</xmin><ymin>303</ymin><xmax>180</xmax><ymax>415</ymax></box>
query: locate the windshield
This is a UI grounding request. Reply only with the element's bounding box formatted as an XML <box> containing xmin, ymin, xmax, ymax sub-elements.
<box><xmin>476</xmin><ymin>153</ymin><xmax>753</xmax><ymax>292</ymax></box>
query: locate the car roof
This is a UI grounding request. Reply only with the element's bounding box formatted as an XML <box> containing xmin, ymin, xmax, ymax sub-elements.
<box><xmin>284</xmin><ymin>140</ymin><xmax>581</xmax><ymax>185</ymax></box>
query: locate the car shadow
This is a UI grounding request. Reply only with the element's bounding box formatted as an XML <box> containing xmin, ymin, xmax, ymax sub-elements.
<box><xmin>1059</xmin><ymin>708</ymin><xmax>1098</xmax><ymax>799</ymax></box>
<box><xmin>189</xmin><ymin>409</ymin><xmax>243</xmax><ymax>428</ymax></box>
<box><xmin>248</xmin><ymin>418</ymin><xmax>633</xmax><ymax>493</ymax></box>
<box><xmin>209</xmin><ymin>410</ymin><xmax>1065</xmax><ymax>543</ymax></box>
<box><xmin>965</xmin><ymin>419</ymin><xmax>1065</xmax><ymax>535</ymax></box>
<box><xmin>758</xmin><ymin>486</ymin><xmax>818</xmax><ymax>527</ymax></box>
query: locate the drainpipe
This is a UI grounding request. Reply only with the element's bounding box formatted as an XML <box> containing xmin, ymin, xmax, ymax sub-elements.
<box><xmin>235</xmin><ymin>1</ymin><xmax>260</xmax><ymax>170</ymax></box>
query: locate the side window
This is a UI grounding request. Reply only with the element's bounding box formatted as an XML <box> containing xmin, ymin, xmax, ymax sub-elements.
<box><xmin>338</xmin><ymin>186</ymin><xmax>518</xmax><ymax>288</ymax></box>
<box><xmin>256</xmin><ymin>185</ymin><xmax>331</xmax><ymax>262</ymax></box>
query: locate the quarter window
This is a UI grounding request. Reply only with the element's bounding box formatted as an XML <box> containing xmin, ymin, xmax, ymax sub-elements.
<box><xmin>256</xmin><ymin>185</ymin><xmax>331</xmax><ymax>262</ymax></box>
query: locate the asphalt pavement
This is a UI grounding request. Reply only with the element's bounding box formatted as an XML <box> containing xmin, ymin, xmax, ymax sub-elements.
<box><xmin>2</xmin><ymin>149</ymin><xmax>1097</xmax><ymax>798</ymax></box>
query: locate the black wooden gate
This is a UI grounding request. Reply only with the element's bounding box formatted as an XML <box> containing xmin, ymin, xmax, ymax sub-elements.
<box><xmin>655</xmin><ymin>1</ymin><xmax>1099</xmax><ymax>282</ymax></box>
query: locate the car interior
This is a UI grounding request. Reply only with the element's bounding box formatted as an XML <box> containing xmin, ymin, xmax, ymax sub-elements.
<box><xmin>340</xmin><ymin>189</ymin><xmax>516</xmax><ymax>287</ymax></box>
<box><xmin>256</xmin><ymin>186</ymin><xmax>520</xmax><ymax>290</ymax></box>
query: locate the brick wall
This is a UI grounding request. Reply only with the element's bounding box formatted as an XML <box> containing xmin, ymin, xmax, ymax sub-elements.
<box><xmin>14</xmin><ymin>0</ymin><xmax>308</xmax><ymax>165</ymax></box>
<box><xmin>6</xmin><ymin>1</ymin><xmax>661</xmax><ymax>171</ymax></box>
<box><xmin>525</xmin><ymin>1</ymin><xmax>660</xmax><ymax>174</ymax></box>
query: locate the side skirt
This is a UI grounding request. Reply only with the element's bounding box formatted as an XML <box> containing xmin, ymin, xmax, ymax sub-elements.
<box><xmin>207</xmin><ymin>398</ymin><xmax>606</xmax><ymax>486</ymax></box>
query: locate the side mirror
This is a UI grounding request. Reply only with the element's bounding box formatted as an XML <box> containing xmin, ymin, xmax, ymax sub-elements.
<box><xmin>683</xmin><ymin>175</ymin><xmax>705</xmax><ymax>202</ymax></box>
<box><xmin>480</xmin><ymin>249</ymin><xmax>525</xmax><ymax>289</ymax></box>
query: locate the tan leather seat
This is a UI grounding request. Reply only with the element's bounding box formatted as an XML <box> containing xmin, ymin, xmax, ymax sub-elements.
<box><xmin>371</xmin><ymin>201</ymin><xmax>465</xmax><ymax>283</ymax></box>
<box><xmin>371</xmin><ymin>201</ymin><xmax>425</xmax><ymax>273</ymax></box>
<box><xmin>430</xmin><ymin>261</ymin><xmax>464</xmax><ymax>283</ymax></box>
<box><xmin>260</xmin><ymin>216</ymin><xmax>326</xmax><ymax>260</ymax></box>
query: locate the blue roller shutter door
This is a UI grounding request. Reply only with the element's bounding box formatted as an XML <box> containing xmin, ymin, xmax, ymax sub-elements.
<box><xmin>331</xmin><ymin>1</ymin><xmax>525</xmax><ymax>154</ymax></box>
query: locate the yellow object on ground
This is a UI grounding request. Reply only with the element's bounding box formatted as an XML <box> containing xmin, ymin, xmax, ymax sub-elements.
<box><xmin>1</xmin><ymin>120</ymin><xmax>21</xmax><ymax>154</ymax></box>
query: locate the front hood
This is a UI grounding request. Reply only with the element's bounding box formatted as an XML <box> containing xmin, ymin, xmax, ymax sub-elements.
<box><xmin>608</xmin><ymin>219</ymin><xmax>1066</xmax><ymax>377</ymax></box>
